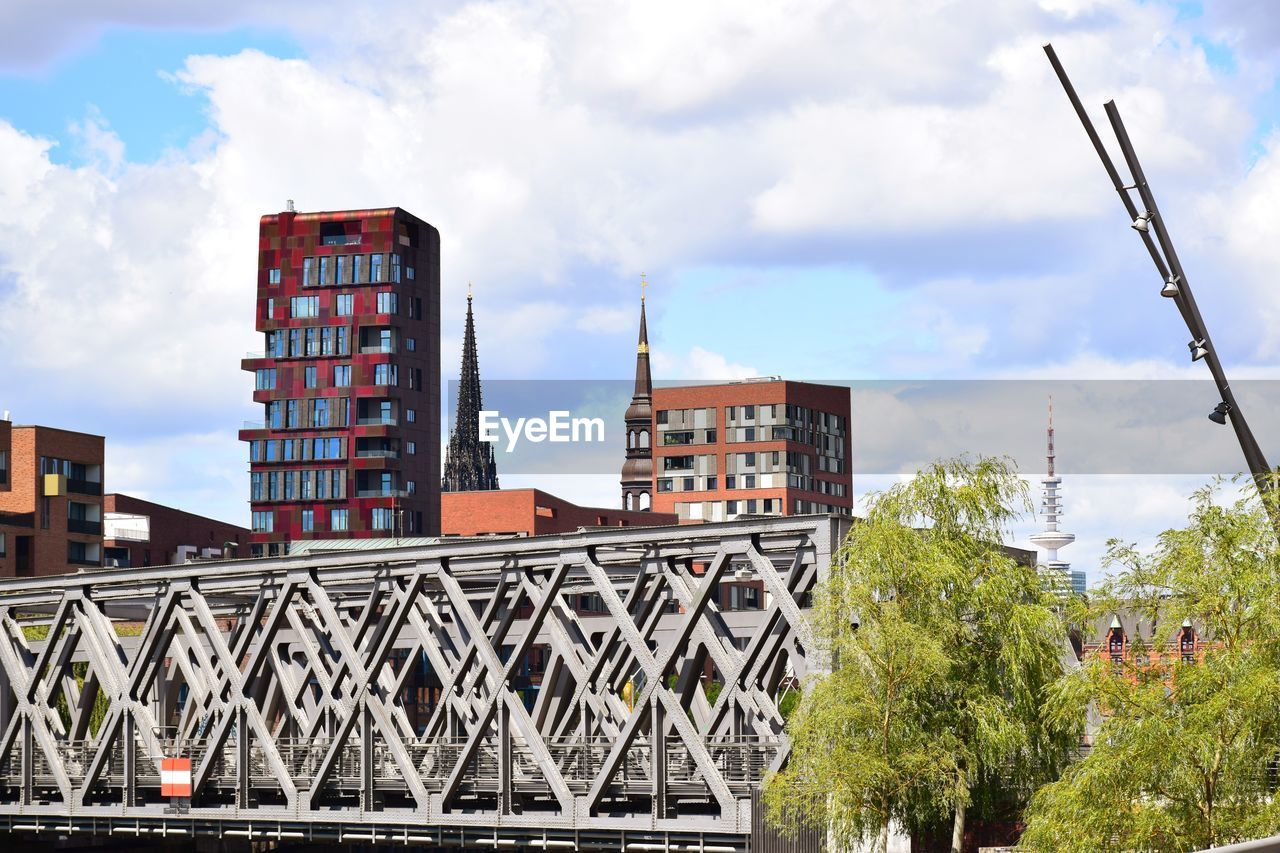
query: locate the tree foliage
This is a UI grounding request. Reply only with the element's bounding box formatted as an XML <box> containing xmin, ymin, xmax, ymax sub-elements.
<box><xmin>764</xmin><ymin>456</ymin><xmax>1077</xmax><ymax>851</ymax></box>
<box><xmin>1021</xmin><ymin>481</ymin><xmax>1280</xmax><ymax>851</ymax></box>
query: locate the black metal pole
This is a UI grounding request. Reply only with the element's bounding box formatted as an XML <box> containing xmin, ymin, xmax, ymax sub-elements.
<box><xmin>1043</xmin><ymin>43</ymin><xmax>1278</xmax><ymax>506</ymax></box>
<box><xmin>1102</xmin><ymin>101</ymin><xmax>1274</xmax><ymax>484</ymax></box>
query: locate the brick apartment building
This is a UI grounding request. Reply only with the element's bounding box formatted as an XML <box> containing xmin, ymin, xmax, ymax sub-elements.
<box><xmin>441</xmin><ymin>488</ymin><xmax>675</xmax><ymax>537</ymax></box>
<box><xmin>0</xmin><ymin>421</ymin><xmax>105</xmax><ymax>577</ymax></box>
<box><xmin>103</xmin><ymin>493</ymin><xmax>250</xmax><ymax>569</ymax></box>
<box><xmin>651</xmin><ymin>379</ymin><xmax>852</xmax><ymax>522</ymax></box>
<box><xmin>239</xmin><ymin>206</ymin><xmax>442</xmax><ymax>557</ymax></box>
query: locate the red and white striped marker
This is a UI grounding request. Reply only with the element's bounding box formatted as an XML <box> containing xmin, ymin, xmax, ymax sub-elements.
<box><xmin>160</xmin><ymin>757</ymin><xmax>192</xmax><ymax>797</ymax></box>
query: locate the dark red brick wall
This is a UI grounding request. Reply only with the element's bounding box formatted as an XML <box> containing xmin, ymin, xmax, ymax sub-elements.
<box><xmin>442</xmin><ymin>489</ymin><xmax>677</xmax><ymax>537</ymax></box>
<box><xmin>0</xmin><ymin>425</ymin><xmax>104</xmax><ymax>577</ymax></box>
<box><xmin>649</xmin><ymin>380</ymin><xmax>853</xmax><ymax>517</ymax></box>
<box><xmin>103</xmin><ymin>494</ymin><xmax>251</xmax><ymax>568</ymax></box>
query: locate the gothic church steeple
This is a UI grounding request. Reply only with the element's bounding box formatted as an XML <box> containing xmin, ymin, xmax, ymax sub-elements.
<box><xmin>442</xmin><ymin>289</ymin><xmax>499</xmax><ymax>492</ymax></box>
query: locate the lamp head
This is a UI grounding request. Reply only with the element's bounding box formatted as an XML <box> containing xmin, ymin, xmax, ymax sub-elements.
<box><xmin>1209</xmin><ymin>402</ymin><xmax>1230</xmax><ymax>425</ymax></box>
<box><xmin>1132</xmin><ymin>212</ymin><xmax>1152</xmax><ymax>233</ymax></box>
<box><xmin>1189</xmin><ymin>339</ymin><xmax>1209</xmax><ymax>362</ymax></box>
<box><xmin>1161</xmin><ymin>275</ymin><xmax>1180</xmax><ymax>298</ymax></box>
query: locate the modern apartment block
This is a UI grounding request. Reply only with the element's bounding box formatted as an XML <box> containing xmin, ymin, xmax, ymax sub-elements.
<box><xmin>651</xmin><ymin>379</ymin><xmax>852</xmax><ymax>522</ymax></box>
<box><xmin>103</xmin><ymin>493</ymin><xmax>250</xmax><ymax>568</ymax></box>
<box><xmin>0</xmin><ymin>421</ymin><xmax>105</xmax><ymax>576</ymax></box>
<box><xmin>239</xmin><ymin>207</ymin><xmax>441</xmax><ymax>557</ymax></box>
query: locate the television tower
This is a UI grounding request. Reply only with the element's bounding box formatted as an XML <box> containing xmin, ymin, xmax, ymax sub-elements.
<box><xmin>1029</xmin><ymin>399</ymin><xmax>1081</xmax><ymax>593</ymax></box>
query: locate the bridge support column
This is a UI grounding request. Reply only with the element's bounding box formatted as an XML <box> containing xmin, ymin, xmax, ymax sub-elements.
<box><xmin>123</xmin><ymin>712</ymin><xmax>136</xmax><ymax>806</ymax></box>
<box><xmin>651</xmin><ymin>693</ymin><xmax>666</xmax><ymax>820</ymax></box>
<box><xmin>19</xmin><ymin>714</ymin><xmax>32</xmax><ymax>806</ymax></box>
<box><xmin>499</xmin><ymin>698</ymin><xmax>512</xmax><ymax>815</ymax></box>
<box><xmin>360</xmin><ymin>703</ymin><xmax>374</xmax><ymax>811</ymax></box>
<box><xmin>236</xmin><ymin>705</ymin><xmax>249</xmax><ymax>809</ymax></box>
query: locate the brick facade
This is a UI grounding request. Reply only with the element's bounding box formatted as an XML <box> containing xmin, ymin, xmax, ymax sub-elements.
<box><xmin>650</xmin><ymin>379</ymin><xmax>852</xmax><ymax>522</ymax></box>
<box><xmin>103</xmin><ymin>493</ymin><xmax>250</xmax><ymax>569</ymax></box>
<box><xmin>441</xmin><ymin>489</ymin><xmax>676</xmax><ymax>537</ymax></box>
<box><xmin>239</xmin><ymin>207</ymin><xmax>442</xmax><ymax>556</ymax></box>
<box><xmin>0</xmin><ymin>423</ymin><xmax>104</xmax><ymax>577</ymax></box>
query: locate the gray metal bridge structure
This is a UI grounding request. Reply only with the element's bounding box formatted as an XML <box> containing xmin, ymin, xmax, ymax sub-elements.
<box><xmin>0</xmin><ymin>515</ymin><xmax>843</xmax><ymax>850</ymax></box>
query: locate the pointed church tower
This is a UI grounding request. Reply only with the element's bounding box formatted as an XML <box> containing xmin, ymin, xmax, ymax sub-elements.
<box><xmin>621</xmin><ymin>277</ymin><xmax>653</xmax><ymax>510</ymax></box>
<box><xmin>442</xmin><ymin>288</ymin><xmax>499</xmax><ymax>492</ymax></box>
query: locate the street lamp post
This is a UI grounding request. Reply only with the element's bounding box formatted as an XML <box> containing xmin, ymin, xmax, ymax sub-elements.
<box><xmin>1044</xmin><ymin>44</ymin><xmax>1278</xmax><ymax>517</ymax></box>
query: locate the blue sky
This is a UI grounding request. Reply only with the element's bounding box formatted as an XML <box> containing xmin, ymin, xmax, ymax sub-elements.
<box><xmin>3</xmin><ymin>0</ymin><xmax>1280</xmax><ymax>582</ymax></box>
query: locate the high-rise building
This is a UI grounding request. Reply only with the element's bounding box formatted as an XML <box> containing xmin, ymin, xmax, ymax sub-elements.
<box><xmin>1029</xmin><ymin>400</ymin><xmax>1085</xmax><ymax>595</ymax></box>
<box><xmin>620</xmin><ymin>284</ymin><xmax>653</xmax><ymax>511</ymax></box>
<box><xmin>442</xmin><ymin>289</ymin><xmax>499</xmax><ymax>492</ymax></box>
<box><xmin>0</xmin><ymin>420</ymin><xmax>105</xmax><ymax>576</ymax></box>
<box><xmin>240</xmin><ymin>206</ymin><xmax>441</xmax><ymax>556</ymax></box>
<box><xmin>650</xmin><ymin>379</ymin><xmax>852</xmax><ymax>522</ymax></box>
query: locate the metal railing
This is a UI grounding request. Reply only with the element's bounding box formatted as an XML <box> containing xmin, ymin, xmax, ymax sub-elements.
<box><xmin>67</xmin><ymin>478</ymin><xmax>102</xmax><ymax>496</ymax></box>
<box><xmin>66</xmin><ymin>518</ymin><xmax>102</xmax><ymax>535</ymax></box>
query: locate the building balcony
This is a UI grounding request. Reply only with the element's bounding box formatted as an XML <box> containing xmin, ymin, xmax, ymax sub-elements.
<box><xmin>67</xmin><ymin>518</ymin><xmax>102</xmax><ymax>535</ymax></box>
<box><xmin>359</xmin><ymin>345</ymin><xmax>394</xmax><ymax>354</ymax></box>
<box><xmin>68</xmin><ymin>478</ymin><xmax>103</xmax><ymax>497</ymax></box>
<box><xmin>355</xmin><ymin>449</ymin><xmax>400</xmax><ymax>459</ymax></box>
<box><xmin>356</xmin><ymin>417</ymin><xmax>397</xmax><ymax>426</ymax></box>
<box><xmin>67</xmin><ymin>556</ymin><xmax>101</xmax><ymax>568</ymax></box>
<box><xmin>354</xmin><ymin>488</ymin><xmax>411</xmax><ymax>499</ymax></box>
<box><xmin>106</xmin><ymin>527</ymin><xmax>148</xmax><ymax>543</ymax></box>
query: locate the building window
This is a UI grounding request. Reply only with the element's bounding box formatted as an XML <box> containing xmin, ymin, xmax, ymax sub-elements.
<box><xmin>305</xmin><ymin>366</ymin><xmax>317</xmax><ymax>389</ymax></box>
<box><xmin>302</xmin><ymin>257</ymin><xmax>314</xmax><ymax>285</ymax></box>
<box><xmin>301</xmin><ymin>509</ymin><xmax>315</xmax><ymax>532</ymax></box>
<box><xmin>391</xmin><ymin>253</ymin><xmax>402</xmax><ymax>283</ymax></box>
<box><xmin>405</xmin><ymin>337</ymin><xmax>416</xmax><ymax>351</ymax></box>
<box><xmin>286</xmin><ymin>400</ymin><xmax>299</xmax><ymax>428</ymax></box>
<box><xmin>334</xmin><ymin>364</ymin><xmax>351</xmax><ymax>387</ymax></box>
<box><xmin>370</xmin><ymin>253</ymin><xmax>383</xmax><ymax>282</ymax></box>
<box><xmin>0</xmin><ymin>533</ymin><xmax>5</xmax><ymax>557</ymax></box>
<box><xmin>290</xmin><ymin>296</ymin><xmax>320</xmax><ymax>318</ymax></box>
<box><xmin>255</xmin><ymin>368</ymin><xmax>276</xmax><ymax>390</ymax></box>
<box><xmin>252</xmin><ymin>511</ymin><xmax>274</xmax><ymax>533</ymax></box>
<box><xmin>406</xmin><ymin>441</ymin><xmax>416</xmax><ymax>455</ymax></box>
<box><xmin>372</xmin><ymin>507</ymin><xmax>394</xmax><ymax>530</ymax></box>
<box><xmin>406</xmin><ymin>408</ymin><xmax>415</xmax><ymax>423</ymax></box>
<box><xmin>376</xmin><ymin>291</ymin><xmax>398</xmax><ymax>314</ymax></box>
<box><xmin>406</xmin><ymin>264</ymin><xmax>415</xmax><ymax>281</ymax></box>
<box><xmin>336</xmin><ymin>294</ymin><xmax>354</xmax><ymax>316</ymax></box>
<box><xmin>330</xmin><ymin>509</ymin><xmax>349</xmax><ymax>532</ymax></box>
<box><xmin>268</xmin><ymin>267</ymin><xmax>281</xmax><ymax>285</ymax></box>
<box><xmin>406</xmin><ymin>480</ymin><xmax>416</xmax><ymax>494</ymax></box>
<box><xmin>375</xmin><ymin>363</ymin><xmax>398</xmax><ymax>386</ymax></box>
<box><xmin>251</xmin><ymin>472</ymin><xmax>263</xmax><ymax>501</ymax></box>
<box><xmin>319</xmin><ymin>257</ymin><xmax>331</xmax><ymax>285</ymax></box>
<box><xmin>305</xmin><ymin>327</ymin><xmax>320</xmax><ymax>356</ymax></box>
<box><xmin>313</xmin><ymin>399</ymin><xmax>331</xmax><ymax>427</ymax></box>
<box><xmin>336</xmin><ymin>255</ymin><xmax>347</xmax><ymax>284</ymax></box>
<box><xmin>352</xmin><ymin>255</ymin><xmax>363</xmax><ymax>283</ymax></box>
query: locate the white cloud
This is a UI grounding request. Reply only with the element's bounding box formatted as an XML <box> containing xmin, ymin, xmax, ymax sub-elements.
<box><xmin>1</xmin><ymin>0</ymin><xmax>1279</xmax><ymax>531</ymax></box>
<box><xmin>652</xmin><ymin>346</ymin><xmax>758</xmax><ymax>380</ymax></box>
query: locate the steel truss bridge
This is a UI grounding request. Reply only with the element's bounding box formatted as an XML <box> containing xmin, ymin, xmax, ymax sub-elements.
<box><xmin>0</xmin><ymin>515</ymin><xmax>842</xmax><ymax>850</ymax></box>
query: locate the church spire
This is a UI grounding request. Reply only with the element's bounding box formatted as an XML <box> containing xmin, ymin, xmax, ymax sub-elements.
<box><xmin>442</xmin><ymin>288</ymin><xmax>499</xmax><ymax>492</ymax></box>
<box><xmin>621</xmin><ymin>275</ymin><xmax>654</xmax><ymax>510</ymax></box>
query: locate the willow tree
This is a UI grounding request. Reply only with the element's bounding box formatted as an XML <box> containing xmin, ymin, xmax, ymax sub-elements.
<box><xmin>764</xmin><ymin>456</ymin><xmax>1078</xmax><ymax>852</ymax></box>
<box><xmin>1020</xmin><ymin>481</ymin><xmax>1280</xmax><ymax>851</ymax></box>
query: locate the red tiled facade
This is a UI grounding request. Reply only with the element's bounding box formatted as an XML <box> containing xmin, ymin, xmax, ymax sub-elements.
<box><xmin>650</xmin><ymin>380</ymin><xmax>852</xmax><ymax>522</ymax></box>
<box><xmin>239</xmin><ymin>207</ymin><xmax>441</xmax><ymax>556</ymax></box>
<box><xmin>441</xmin><ymin>489</ymin><xmax>676</xmax><ymax>537</ymax></box>
<box><xmin>103</xmin><ymin>493</ymin><xmax>250</xmax><ymax>569</ymax></box>
<box><xmin>0</xmin><ymin>422</ymin><xmax>105</xmax><ymax>577</ymax></box>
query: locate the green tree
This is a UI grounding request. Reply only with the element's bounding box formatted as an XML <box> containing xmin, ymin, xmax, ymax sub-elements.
<box><xmin>764</xmin><ymin>456</ymin><xmax>1077</xmax><ymax>852</ymax></box>
<box><xmin>1021</xmin><ymin>481</ymin><xmax>1280</xmax><ymax>851</ymax></box>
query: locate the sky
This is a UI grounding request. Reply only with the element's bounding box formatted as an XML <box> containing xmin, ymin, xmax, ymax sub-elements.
<box><xmin>3</xmin><ymin>0</ymin><xmax>1280</xmax><ymax>583</ymax></box>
